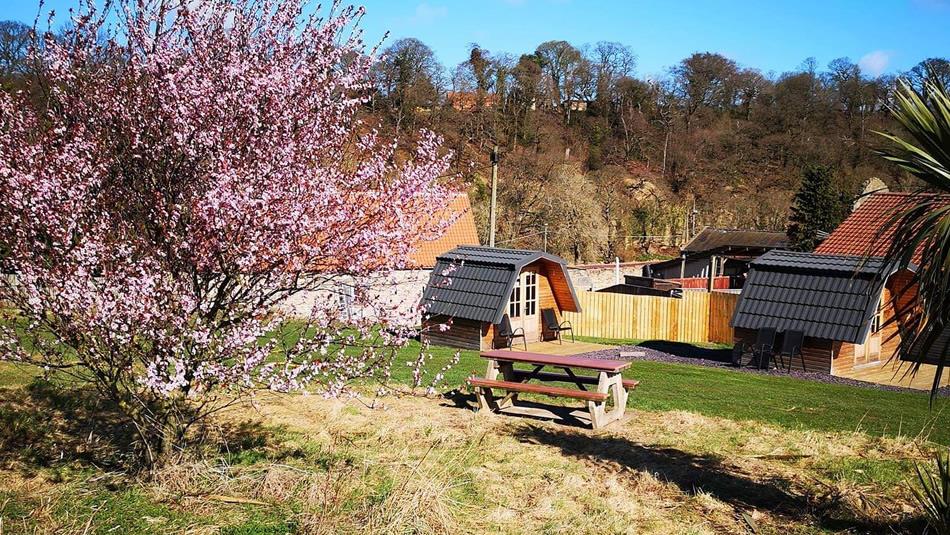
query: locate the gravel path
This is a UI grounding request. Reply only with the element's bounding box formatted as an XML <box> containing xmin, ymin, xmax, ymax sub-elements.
<box><xmin>580</xmin><ymin>343</ymin><xmax>950</xmax><ymax>397</ymax></box>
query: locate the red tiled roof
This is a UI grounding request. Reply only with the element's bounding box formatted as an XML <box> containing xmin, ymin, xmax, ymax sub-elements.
<box><xmin>407</xmin><ymin>193</ymin><xmax>480</xmax><ymax>268</ymax></box>
<box><xmin>815</xmin><ymin>192</ymin><xmax>950</xmax><ymax>262</ymax></box>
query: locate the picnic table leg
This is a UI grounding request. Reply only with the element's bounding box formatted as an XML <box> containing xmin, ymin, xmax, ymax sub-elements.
<box><xmin>478</xmin><ymin>359</ymin><xmax>515</xmax><ymax>411</ymax></box>
<box><xmin>497</xmin><ymin>361</ymin><xmax>518</xmax><ymax>409</ymax></box>
<box><xmin>474</xmin><ymin>384</ymin><xmax>492</xmax><ymax>411</ymax></box>
<box><xmin>606</xmin><ymin>372</ymin><xmax>627</xmax><ymax>423</ymax></box>
<box><xmin>485</xmin><ymin>359</ymin><xmax>500</xmax><ymax>380</ymax></box>
<box><xmin>474</xmin><ymin>359</ymin><xmax>499</xmax><ymax>412</ymax></box>
<box><xmin>587</xmin><ymin>371</ymin><xmax>610</xmax><ymax>429</ymax></box>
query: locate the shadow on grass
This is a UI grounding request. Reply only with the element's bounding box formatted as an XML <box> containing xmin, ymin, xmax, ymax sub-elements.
<box><xmin>510</xmin><ymin>425</ymin><xmax>922</xmax><ymax>533</ymax></box>
<box><xmin>638</xmin><ymin>340</ymin><xmax>733</xmax><ymax>363</ymax></box>
<box><xmin>0</xmin><ymin>380</ymin><xmax>272</xmax><ymax>473</ymax></box>
<box><xmin>0</xmin><ymin>380</ymin><xmax>138</xmax><ymax>472</ymax></box>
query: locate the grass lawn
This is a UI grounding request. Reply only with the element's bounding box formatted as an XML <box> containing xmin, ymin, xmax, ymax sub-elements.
<box><xmin>4</xmin><ymin>334</ymin><xmax>950</xmax><ymax>446</ymax></box>
<box><xmin>390</xmin><ymin>337</ymin><xmax>950</xmax><ymax>445</ymax></box>
<box><xmin>2</xmin><ymin>335</ymin><xmax>948</xmax><ymax>533</ymax></box>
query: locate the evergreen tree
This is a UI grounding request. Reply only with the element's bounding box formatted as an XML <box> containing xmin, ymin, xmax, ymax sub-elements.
<box><xmin>787</xmin><ymin>165</ymin><xmax>848</xmax><ymax>251</ymax></box>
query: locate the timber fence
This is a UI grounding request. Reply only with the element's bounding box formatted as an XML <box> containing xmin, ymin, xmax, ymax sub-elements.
<box><xmin>561</xmin><ymin>290</ymin><xmax>739</xmax><ymax>344</ymax></box>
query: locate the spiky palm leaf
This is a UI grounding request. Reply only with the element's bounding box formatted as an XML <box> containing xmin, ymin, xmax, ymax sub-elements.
<box><xmin>911</xmin><ymin>449</ymin><xmax>950</xmax><ymax>534</ymax></box>
<box><xmin>874</xmin><ymin>70</ymin><xmax>950</xmax><ymax>396</ymax></box>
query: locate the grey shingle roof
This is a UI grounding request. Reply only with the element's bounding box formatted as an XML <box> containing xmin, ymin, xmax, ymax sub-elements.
<box><xmin>683</xmin><ymin>227</ymin><xmax>789</xmax><ymax>254</ymax></box>
<box><xmin>420</xmin><ymin>246</ymin><xmax>577</xmax><ymax>324</ymax></box>
<box><xmin>731</xmin><ymin>250</ymin><xmax>887</xmax><ymax>343</ymax></box>
<box><xmin>907</xmin><ymin>324</ymin><xmax>950</xmax><ymax>366</ymax></box>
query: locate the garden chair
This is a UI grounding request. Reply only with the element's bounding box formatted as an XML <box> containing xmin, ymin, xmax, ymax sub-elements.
<box><xmin>541</xmin><ymin>308</ymin><xmax>574</xmax><ymax>344</ymax></box>
<box><xmin>744</xmin><ymin>327</ymin><xmax>776</xmax><ymax>369</ymax></box>
<box><xmin>496</xmin><ymin>314</ymin><xmax>527</xmax><ymax>351</ymax></box>
<box><xmin>775</xmin><ymin>330</ymin><xmax>806</xmax><ymax>372</ymax></box>
<box><xmin>753</xmin><ymin>327</ymin><xmax>777</xmax><ymax>369</ymax></box>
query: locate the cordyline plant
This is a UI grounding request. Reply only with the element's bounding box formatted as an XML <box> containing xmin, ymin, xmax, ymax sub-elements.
<box><xmin>873</xmin><ymin>70</ymin><xmax>950</xmax><ymax>395</ymax></box>
<box><xmin>0</xmin><ymin>0</ymin><xmax>455</xmax><ymax>467</ymax></box>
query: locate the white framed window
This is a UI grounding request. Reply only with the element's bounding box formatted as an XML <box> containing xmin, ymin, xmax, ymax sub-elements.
<box><xmin>523</xmin><ymin>271</ymin><xmax>537</xmax><ymax>316</ymax></box>
<box><xmin>856</xmin><ymin>296</ymin><xmax>885</xmax><ymax>367</ymax></box>
<box><xmin>509</xmin><ymin>278</ymin><xmax>521</xmax><ymax>318</ymax></box>
<box><xmin>871</xmin><ymin>296</ymin><xmax>884</xmax><ymax>334</ymax></box>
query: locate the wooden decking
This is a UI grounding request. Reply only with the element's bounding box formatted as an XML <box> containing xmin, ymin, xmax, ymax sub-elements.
<box><xmin>523</xmin><ymin>340</ymin><xmax>612</xmax><ymax>356</ymax></box>
<box><xmin>834</xmin><ymin>360</ymin><xmax>950</xmax><ymax>391</ymax></box>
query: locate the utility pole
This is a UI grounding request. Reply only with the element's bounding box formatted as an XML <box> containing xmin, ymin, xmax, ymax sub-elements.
<box><xmin>543</xmin><ymin>223</ymin><xmax>548</xmax><ymax>252</ymax></box>
<box><xmin>489</xmin><ymin>145</ymin><xmax>499</xmax><ymax>248</ymax></box>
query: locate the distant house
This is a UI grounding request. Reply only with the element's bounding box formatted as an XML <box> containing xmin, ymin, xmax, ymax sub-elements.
<box><xmin>731</xmin><ymin>192</ymin><xmax>950</xmax><ymax>389</ymax></box>
<box><xmin>420</xmin><ymin>246</ymin><xmax>581</xmax><ymax>350</ymax></box>
<box><xmin>282</xmin><ymin>193</ymin><xmax>480</xmax><ymax>322</ymax></box>
<box><xmin>566</xmin><ymin>99</ymin><xmax>590</xmax><ymax>112</ymax></box>
<box><xmin>644</xmin><ymin>227</ymin><xmax>789</xmax><ymax>288</ymax></box>
<box><xmin>446</xmin><ymin>91</ymin><xmax>497</xmax><ymax>112</ymax></box>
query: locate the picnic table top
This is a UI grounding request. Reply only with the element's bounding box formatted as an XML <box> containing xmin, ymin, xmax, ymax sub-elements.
<box><xmin>480</xmin><ymin>350</ymin><xmax>631</xmax><ymax>373</ymax></box>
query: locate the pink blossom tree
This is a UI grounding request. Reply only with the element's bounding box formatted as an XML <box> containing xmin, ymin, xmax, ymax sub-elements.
<box><xmin>0</xmin><ymin>0</ymin><xmax>454</xmax><ymax>466</ymax></box>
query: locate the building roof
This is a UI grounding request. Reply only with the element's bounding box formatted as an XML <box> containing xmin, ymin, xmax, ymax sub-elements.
<box><xmin>907</xmin><ymin>324</ymin><xmax>950</xmax><ymax>366</ymax></box>
<box><xmin>815</xmin><ymin>192</ymin><xmax>950</xmax><ymax>262</ymax></box>
<box><xmin>731</xmin><ymin>250</ymin><xmax>887</xmax><ymax>343</ymax></box>
<box><xmin>407</xmin><ymin>194</ymin><xmax>480</xmax><ymax>269</ymax></box>
<box><xmin>420</xmin><ymin>246</ymin><xmax>580</xmax><ymax>324</ymax></box>
<box><xmin>683</xmin><ymin>227</ymin><xmax>789</xmax><ymax>254</ymax></box>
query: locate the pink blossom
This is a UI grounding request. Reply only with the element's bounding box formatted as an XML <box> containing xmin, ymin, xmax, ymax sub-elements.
<box><xmin>0</xmin><ymin>0</ymin><xmax>456</xmax><ymax>461</ymax></box>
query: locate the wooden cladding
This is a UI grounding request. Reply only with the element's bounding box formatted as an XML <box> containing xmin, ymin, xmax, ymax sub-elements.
<box><xmin>422</xmin><ymin>316</ymin><xmax>483</xmax><ymax>350</ymax></box>
<box><xmin>561</xmin><ymin>291</ymin><xmax>739</xmax><ymax>344</ymax></box>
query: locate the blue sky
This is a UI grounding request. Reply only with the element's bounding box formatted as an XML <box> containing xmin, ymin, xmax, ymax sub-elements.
<box><xmin>3</xmin><ymin>0</ymin><xmax>948</xmax><ymax>78</ymax></box>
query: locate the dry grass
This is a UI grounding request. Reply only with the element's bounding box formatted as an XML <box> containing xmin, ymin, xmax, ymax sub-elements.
<box><xmin>205</xmin><ymin>393</ymin><xmax>930</xmax><ymax>533</ymax></box>
<box><xmin>0</xmin><ymin>390</ymin><xmax>934</xmax><ymax>534</ymax></box>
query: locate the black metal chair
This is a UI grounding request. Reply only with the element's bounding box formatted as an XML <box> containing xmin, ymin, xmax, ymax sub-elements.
<box><xmin>775</xmin><ymin>330</ymin><xmax>806</xmax><ymax>372</ymax></box>
<box><xmin>541</xmin><ymin>308</ymin><xmax>574</xmax><ymax>344</ymax></box>
<box><xmin>746</xmin><ymin>327</ymin><xmax>777</xmax><ymax>369</ymax></box>
<box><xmin>730</xmin><ymin>343</ymin><xmax>744</xmax><ymax>366</ymax></box>
<box><xmin>496</xmin><ymin>314</ymin><xmax>527</xmax><ymax>351</ymax></box>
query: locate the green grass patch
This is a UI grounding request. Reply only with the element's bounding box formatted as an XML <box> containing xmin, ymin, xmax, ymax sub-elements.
<box><xmin>628</xmin><ymin>359</ymin><xmax>950</xmax><ymax>444</ymax></box>
<box><xmin>220</xmin><ymin>516</ymin><xmax>298</xmax><ymax>535</ymax></box>
<box><xmin>815</xmin><ymin>456</ymin><xmax>919</xmax><ymax>487</ymax></box>
<box><xmin>0</xmin><ymin>361</ymin><xmax>38</xmax><ymax>388</ymax></box>
<box><xmin>0</xmin><ymin>488</ymin><xmax>41</xmax><ymax>532</ymax></box>
<box><xmin>54</xmin><ymin>487</ymin><xmax>204</xmax><ymax>535</ymax></box>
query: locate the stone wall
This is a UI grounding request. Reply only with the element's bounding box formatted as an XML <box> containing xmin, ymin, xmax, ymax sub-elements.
<box><xmin>279</xmin><ymin>270</ymin><xmax>431</xmax><ymax>325</ymax></box>
<box><xmin>567</xmin><ymin>263</ymin><xmax>647</xmax><ymax>292</ymax></box>
<box><xmin>281</xmin><ymin>261</ymin><xmax>650</xmax><ymax>325</ymax></box>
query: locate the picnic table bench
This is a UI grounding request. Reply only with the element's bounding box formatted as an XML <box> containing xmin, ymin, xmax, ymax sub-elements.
<box><xmin>468</xmin><ymin>350</ymin><xmax>639</xmax><ymax>429</ymax></box>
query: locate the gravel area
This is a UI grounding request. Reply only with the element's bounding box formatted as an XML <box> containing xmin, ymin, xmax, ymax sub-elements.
<box><xmin>580</xmin><ymin>342</ymin><xmax>950</xmax><ymax>397</ymax></box>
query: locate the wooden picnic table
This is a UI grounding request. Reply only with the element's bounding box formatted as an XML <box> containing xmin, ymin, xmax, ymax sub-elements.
<box><xmin>468</xmin><ymin>350</ymin><xmax>638</xmax><ymax>429</ymax></box>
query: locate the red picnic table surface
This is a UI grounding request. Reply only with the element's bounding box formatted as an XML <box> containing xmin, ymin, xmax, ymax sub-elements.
<box><xmin>479</xmin><ymin>350</ymin><xmax>631</xmax><ymax>373</ymax></box>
